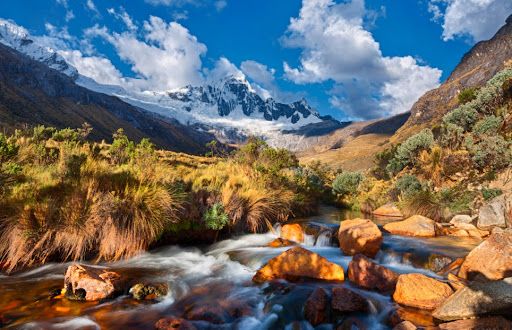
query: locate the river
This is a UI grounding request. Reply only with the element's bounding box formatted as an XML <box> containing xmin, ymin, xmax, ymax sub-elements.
<box><xmin>0</xmin><ymin>206</ymin><xmax>481</xmax><ymax>329</ymax></box>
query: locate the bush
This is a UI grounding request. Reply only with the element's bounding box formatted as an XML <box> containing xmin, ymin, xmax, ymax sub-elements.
<box><xmin>443</xmin><ymin>104</ymin><xmax>478</xmax><ymax>131</ymax></box>
<box><xmin>458</xmin><ymin>87</ymin><xmax>477</xmax><ymax>104</ymax></box>
<box><xmin>203</xmin><ymin>203</ymin><xmax>229</xmax><ymax>230</ymax></box>
<box><xmin>469</xmin><ymin>136</ymin><xmax>511</xmax><ymax>170</ymax></box>
<box><xmin>0</xmin><ymin>133</ymin><xmax>18</xmax><ymax>163</ymax></box>
<box><xmin>395</xmin><ymin>175</ymin><xmax>423</xmax><ymax>198</ymax></box>
<box><xmin>482</xmin><ymin>188</ymin><xmax>502</xmax><ymax>201</ymax></box>
<box><xmin>387</xmin><ymin>129</ymin><xmax>434</xmax><ymax>174</ymax></box>
<box><xmin>332</xmin><ymin>171</ymin><xmax>363</xmax><ymax>197</ymax></box>
<box><xmin>472</xmin><ymin>115</ymin><xmax>502</xmax><ymax>136</ymax></box>
<box><xmin>109</xmin><ymin>129</ymin><xmax>135</xmax><ymax>165</ymax></box>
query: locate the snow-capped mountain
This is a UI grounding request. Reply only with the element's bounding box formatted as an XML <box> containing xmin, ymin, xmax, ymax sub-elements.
<box><xmin>0</xmin><ymin>19</ymin><xmax>339</xmax><ymax>148</ymax></box>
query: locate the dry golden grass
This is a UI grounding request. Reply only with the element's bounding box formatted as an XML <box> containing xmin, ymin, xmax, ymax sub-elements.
<box><xmin>299</xmin><ymin>133</ymin><xmax>390</xmax><ymax>171</ymax></box>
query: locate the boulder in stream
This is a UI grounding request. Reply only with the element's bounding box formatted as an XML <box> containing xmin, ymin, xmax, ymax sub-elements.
<box><xmin>373</xmin><ymin>203</ymin><xmax>403</xmax><ymax>218</ymax></box>
<box><xmin>338</xmin><ymin>218</ymin><xmax>383</xmax><ymax>258</ymax></box>
<box><xmin>64</xmin><ymin>264</ymin><xmax>124</xmax><ymax>301</ymax></box>
<box><xmin>458</xmin><ymin>231</ymin><xmax>512</xmax><ymax>281</ymax></box>
<box><xmin>267</xmin><ymin>238</ymin><xmax>296</xmax><ymax>248</ymax></box>
<box><xmin>253</xmin><ymin>247</ymin><xmax>345</xmax><ymax>283</ymax></box>
<box><xmin>392</xmin><ymin>321</ymin><xmax>417</xmax><ymax>330</ymax></box>
<box><xmin>393</xmin><ymin>273</ymin><xmax>453</xmax><ymax>310</ymax></box>
<box><xmin>433</xmin><ymin>277</ymin><xmax>512</xmax><ymax>321</ymax></box>
<box><xmin>437</xmin><ymin>316</ymin><xmax>512</xmax><ymax>330</ymax></box>
<box><xmin>304</xmin><ymin>287</ymin><xmax>329</xmax><ymax>326</ymax></box>
<box><xmin>280</xmin><ymin>223</ymin><xmax>304</xmax><ymax>243</ymax></box>
<box><xmin>129</xmin><ymin>283</ymin><xmax>168</xmax><ymax>300</ymax></box>
<box><xmin>477</xmin><ymin>193</ymin><xmax>511</xmax><ymax>230</ymax></box>
<box><xmin>347</xmin><ymin>254</ymin><xmax>399</xmax><ymax>292</ymax></box>
<box><xmin>155</xmin><ymin>317</ymin><xmax>197</xmax><ymax>330</ymax></box>
<box><xmin>331</xmin><ymin>287</ymin><xmax>368</xmax><ymax>313</ymax></box>
<box><xmin>383</xmin><ymin>215</ymin><xmax>437</xmax><ymax>237</ymax></box>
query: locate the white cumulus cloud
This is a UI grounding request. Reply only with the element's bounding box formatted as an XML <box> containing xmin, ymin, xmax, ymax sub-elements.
<box><xmin>85</xmin><ymin>15</ymin><xmax>207</xmax><ymax>91</ymax></box>
<box><xmin>282</xmin><ymin>0</ymin><xmax>442</xmax><ymax>119</ymax></box>
<box><xmin>428</xmin><ymin>0</ymin><xmax>512</xmax><ymax>42</ymax></box>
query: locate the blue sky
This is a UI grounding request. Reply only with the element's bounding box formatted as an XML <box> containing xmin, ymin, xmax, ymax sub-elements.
<box><xmin>1</xmin><ymin>0</ymin><xmax>511</xmax><ymax>121</ymax></box>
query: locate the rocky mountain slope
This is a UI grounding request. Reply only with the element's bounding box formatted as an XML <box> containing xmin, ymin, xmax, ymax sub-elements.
<box><xmin>394</xmin><ymin>14</ymin><xmax>512</xmax><ymax>142</ymax></box>
<box><xmin>0</xmin><ymin>43</ymin><xmax>215</xmax><ymax>153</ymax></box>
<box><xmin>0</xmin><ymin>19</ymin><xmax>340</xmax><ymax>149</ymax></box>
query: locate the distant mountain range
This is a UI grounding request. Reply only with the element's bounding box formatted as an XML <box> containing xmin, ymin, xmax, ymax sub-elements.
<box><xmin>0</xmin><ymin>19</ymin><xmax>343</xmax><ymax>150</ymax></box>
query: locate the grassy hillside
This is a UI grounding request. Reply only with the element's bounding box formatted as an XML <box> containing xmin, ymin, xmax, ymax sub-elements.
<box><xmin>0</xmin><ymin>127</ymin><xmax>335</xmax><ymax>271</ymax></box>
<box><xmin>333</xmin><ymin>66</ymin><xmax>512</xmax><ymax>219</ymax></box>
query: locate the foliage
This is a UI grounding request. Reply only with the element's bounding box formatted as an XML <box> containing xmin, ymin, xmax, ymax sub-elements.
<box><xmin>203</xmin><ymin>203</ymin><xmax>229</xmax><ymax>230</ymax></box>
<box><xmin>0</xmin><ymin>133</ymin><xmax>18</xmax><ymax>163</ymax></box>
<box><xmin>332</xmin><ymin>171</ymin><xmax>364</xmax><ymax>197</ymax></box>
<box><xmin>472</xmin><ymin>115</ymin><xmax>502</xmax><ymax>136</ymax></box>
<box><xmin>109</xmin><ymin>128</ymin><xmax>135</xmax><ymax>165</ymax></box>
<box><xmin>458</xmin><ymin>87</ymin><xmax>478</xmax><ymax>104</ymax></box>
<box><xmin>482</xmin><ymin>188</ymin><xmax>502</xmax><ymax>201</ymax></box>
<box><xmin>395</xmin><ymin>174</ymin><xmax>423</xmax><ymax>199</ymax></box>
<box><xmin>386</xmin><ymin>129</ymin><xmax>434</xmax><ymax>174</ymax></box>
<box><xmin>468</xmin><ymin>135</ymin><xmax>511</xmax><ymax>170</ymax></box>
<box><xmin>443</xmin><ymin>104</ymin><xmax>478</xmax><ymax>131</ymax></box>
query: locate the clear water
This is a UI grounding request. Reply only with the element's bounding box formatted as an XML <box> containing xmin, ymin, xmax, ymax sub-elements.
<box><xmin>0</xmin><ymin>207</ymin><xmax>481</xmax><ymax>329</ymax></box>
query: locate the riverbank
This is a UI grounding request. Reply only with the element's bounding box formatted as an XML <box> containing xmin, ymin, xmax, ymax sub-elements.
<box><xmin>2</xmin><ymin>206</ymin><xmax>509</xmax><ymax>330</ymax></box>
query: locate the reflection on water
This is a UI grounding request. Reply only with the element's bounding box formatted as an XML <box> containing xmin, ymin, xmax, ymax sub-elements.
<box><xmin>0</xmin><ymin>206</ymin><xmax>482</xmax><ymax>329</ymax></box>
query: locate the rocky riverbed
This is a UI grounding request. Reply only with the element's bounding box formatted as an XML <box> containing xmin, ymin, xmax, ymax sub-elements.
<box><xmin>0</xmin><ymin>206</ymin><xmax>511</xmax><ymax>329</ymax></box>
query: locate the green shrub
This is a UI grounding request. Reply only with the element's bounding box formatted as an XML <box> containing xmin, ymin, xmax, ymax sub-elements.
<box><xmin>458</xmin><ymin>87</ymin><xmax>477</xmax><ymax>104</ymax></box>
<box><xmin>0</xmin><ymin>133</ymin><xmax>18</xmax><ymax>163</ymax></box>
<box><xmin>109</xmin><ymin>129</ymin><xmax>135</xmax><ymax>165</ymax></box>
<box><xmin>472</xmin><ymin>115</ymin><xmax>502</xmax><ymax>135</ymax></box>
<box><xmin>332</xmin><ymin>171</ymin><xmax>363</xmax><ymax>197</ymax></box>
<box><xmin>395</xmin><ymin>175</ymin><xmax>423</xmax><ymax>198</ymax></box>
<box><xmin>387</xmin><ymin>129</ymin><xmax>434</xmax><ymax>174</ymax></box>
<box><xmin>482</xmin><ymin>188</ymin><xmax>502</xmax><ymax>201</ymax></box>
<box><xmin>52</xmin><ymin>128</ymin><xmax>81</xmax><ymax>142</ymax></box>
<box><xmin>203</xmin><ymin>203</ymin><xmax>229</xmax><ymax>230</ymax></box>
<box><xmin>469</xmin><ymin>135</ymin><xmax>511</xmax><ymax>170</ymax></box>
<box><xmin>443</xmin><ymin>104</ymin><xmax>478</xmax><ymax>131</ymax></box>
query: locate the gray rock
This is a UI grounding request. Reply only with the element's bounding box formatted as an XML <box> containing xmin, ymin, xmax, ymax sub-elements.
<box><xmin>450</xmin><ymin>215</ymin><xmax>473</xmax><ymax>226</ymax></box>
<box><xmin>433</xmin><ymin>277</ymin><xmax>512</xmax><ymax>321</ymax></box>
<box><xmin>477</xmin><ymin>194</ymin><xmax>511</xmax><ymax>229</ymax></box>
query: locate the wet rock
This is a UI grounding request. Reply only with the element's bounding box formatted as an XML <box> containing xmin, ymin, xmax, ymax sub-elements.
<box><xmin>450</xmin><ymin>215</ymin><xmax>473</xmax><ymax>226</ymax></box>
<box><xmin>331</xmin><ymin>287</ymin><xmax>368</xmax><ymax>313</ymax></box>
<box><xmin>477</xmin><ymin>193</ymin><xmax>511</xmax><ymax>229</ymax></box>
<box><xmin>437</xmin><ymin>258</ymin><xmax>464</xmax><ymax>276</ymax></box>
<box><xmin>304</xmin><ymin>287</ymin><xmax>329</xmax><ymax>326</ymax></box>
<box><xmin>64</xmin><ymin>264</ymin><xmax>124</xmax><ymax>301</ymax></box>
<box><xmin>280</xmin><ymin>223</ymin><xmax>305</xmax><ymax>243</ymax></box>
<box><xmin>433</xmin><ymin>277</ymin><xmax>512</xmax><ymax>321</ymax></box>
<box><xmin>458</xmin><ymin>231</ymin><xmax>512</xmax><ymax>281</ymax></box>
<box><xmin>427</xmin><ymin>254</ymin><xmax>454</xmax><ymax>273</ymax></box>
<box><xmin>129</xmin><ymin>283</ymin><xmax>168</xmax><ymax>300</ymax></box>
<box><xmin>392</xmin><ymin>305</ymin><xmax>436</xmax><ymax>328</ymax></box>
<box><xmin>393</xmin><ymin>321</ymin><xmax>417</xmax><ymax>330</ymax></box>
<box><xmin>185</xmin><ymin>304</ymin><xmax>227</xmax><ymax>324</ymax></box>
<box><xmin>155</xmin><ymin>317</ymin><xmax>197</xmax><ymax>330</ymax></box>
<box><xmin>338</xmin><ymin>218</ymin><xmax>383</xmax><ymax>258</ymax></box>
<box><xmin>347</xmin><ymin>254</ymin><xmax>399</xmax><ymax>292</ymax></box>
<box><xmin>253</xmin><ymin>247</ymin><xmax>345</xmax><ymax>283</ymax></box>
<box><xmin>393</xmin><ymin>273</ymin><xmax>453</xmax><ymax>310</ymax></box>
<box><xmin>437</xmin><ymin>316</ymin><xmax>512</xmax><ymax>330</ymax></box>
<box><xmin>446</xmin><ymin>273</ymin><xmax>467</xmax><ymax>291</ymax></box>
<box><xmin>267</xmin><ymin>238</ymin><xmax>296</xmax><ymax>248</ymax></box>
<box><xmin>383</xmin><ymin>215</ymin><xmax>436</xmax><ymax>237</ymax></box>
<box><xmin>373</xmin><ymin>203</ymin><xmax>403</xmax><ymax>218</ymax></box>
<box><xmin>336</xmin><ymin>317</ymin><xmax>366</xmax><ymax>330</ymax></box>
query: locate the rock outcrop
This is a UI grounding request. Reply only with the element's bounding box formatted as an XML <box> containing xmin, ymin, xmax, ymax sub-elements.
<box><xmin>347</xmin><ymin>254</ymin><xmax>399</xmax><ymax>292</ymax></box>
<box><xmin>373</xmin><ymin>204</ymin><xmax>403</xmax><ymax>218</ymax></box>
<box><xmin>393</xmin><ymin>273</ymin><xmax>453</xmax><ymax>310</ymax></box>
<box><xmin>64</xmin><ymin>264</ymin><xmax>124</xmax><ymax>301</ymax></box>
<box><xmin>338</xmin><ymin>218</ymin><xmax>383</xmax><ymax>258</ymax></box>
<box><xmin>433</xmin><ymin>277</ymin><xmax>512</xmax><ymax>321</ymax></box>
<box><xmin>253</xmin><ymin>247</ymin><xmax>344</xmax><ymax>283</ymax></box>
<box><xmin>280</xmin><ymin>224</ymin><xmax>305</xmax><ymax>243</ymax></box>
<box><xmin>477</xmin><ymin>193</ymin><xmax>512</xmax><ymax>229</ymax></box>
<box><xmin>383</xmin><ymin>215</ymin><xmax>437</xmax><ymax>237</ymax></box>
<box><xmin>458</xmin><ymin>231</ymin><xmax>512</xmax><ymax>280</ymax></box>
